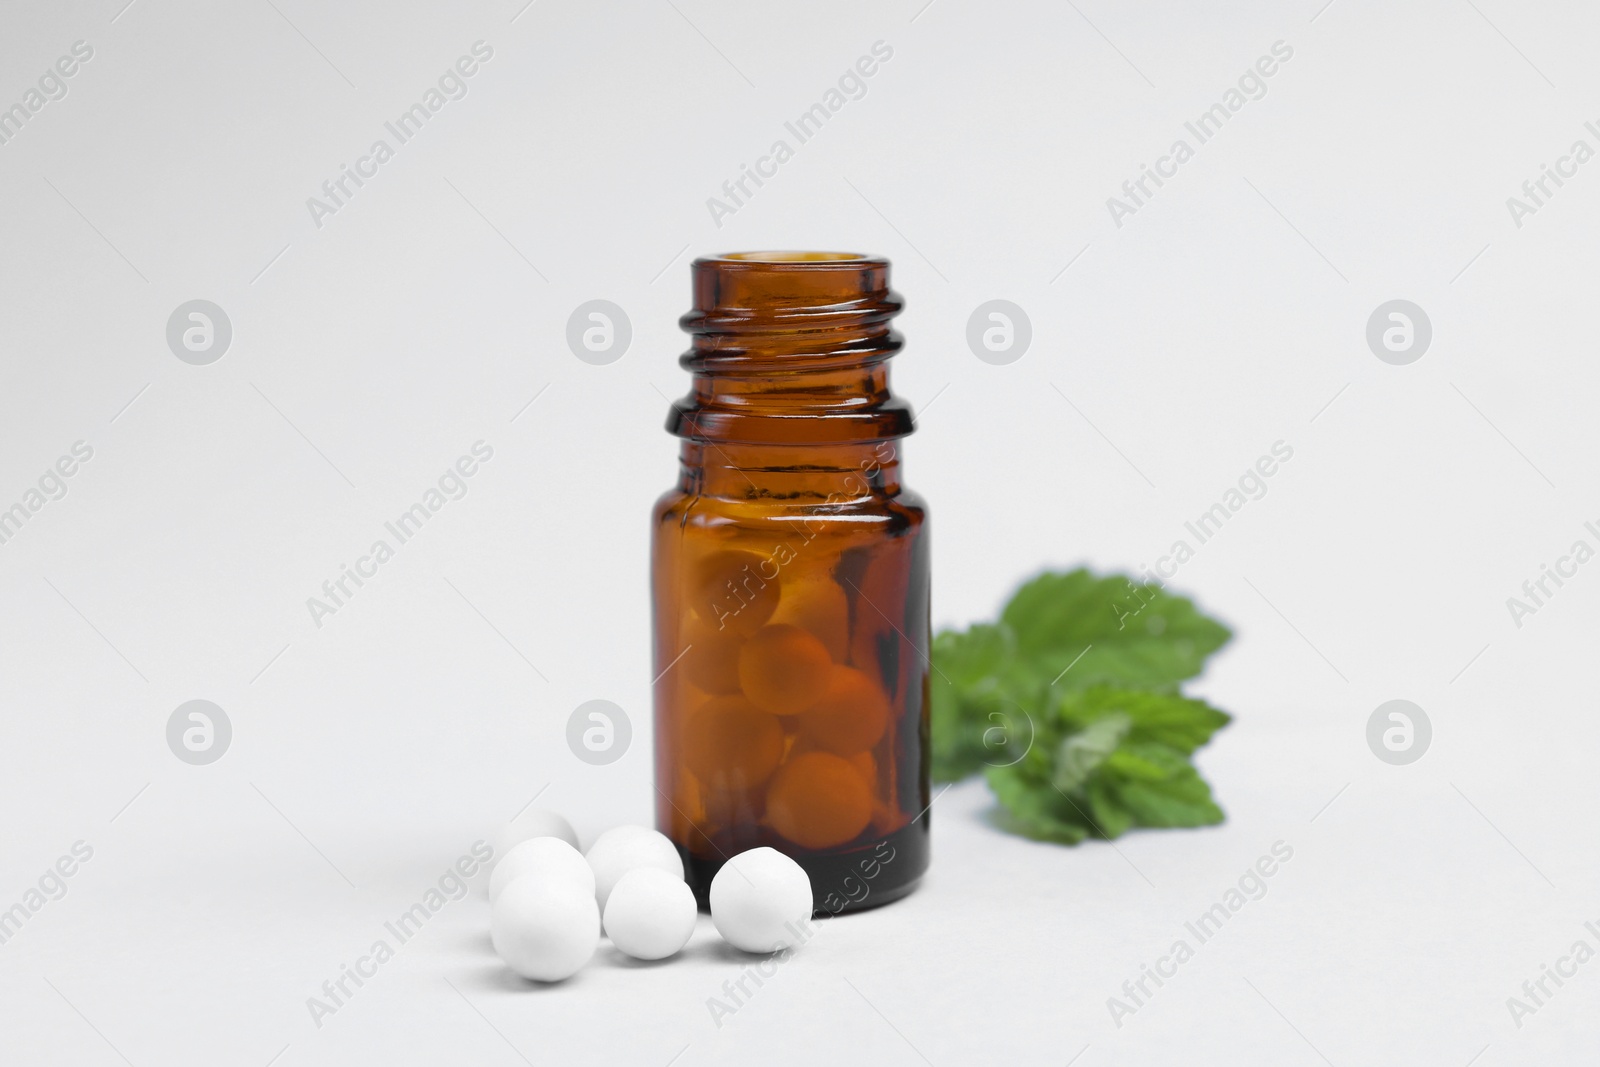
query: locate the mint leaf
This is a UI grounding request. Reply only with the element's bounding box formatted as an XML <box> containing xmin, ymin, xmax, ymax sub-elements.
<box><xmin>929</xmin><ymin>624</ymin><xmax>1034</xmax><ymax>782</ymax></box>
<box><xmin>1105</xmin><ymin>765</ymin><xmax>1225</xmax><ymax>828</ymax></box>
<box><xmin>932</xmin><ymin>683</ymin><xmax>1007</xmax><ymax>782</ymax></box>
<box><xmin>1000</xmin><ymin>570</ymin><xmax>1231</xmax><ymax>692</ymax></box>
<box><xmin>932</xmin><ymin>623</ymin><xmax>1014</xmax><ymax>687</ymax></box>
<box><xmin>985</xmin><ymin>694</ymin><xmax>1226</xmax><ymax>840</ymax></box>
<box><xmin>1087</xmin><ymin>778</ymin><xmax>1135</xmax><ymax>839</ymax></box>
<box><xmin>1104</xmin><ymin>741</ymin><xmax>1191</xmax><ymax>781</ymax></box>
<box><xmin>1053</xmin><ymin>687</ymin><xmax>1231</xmax><ymax>756</ymax></box>
<box><xmin>985</xmin><ymin>760</ymin><xmax>1091</xmax><ymax>844</ymax></box>
<box><xmin>1052</xmin><ymin>713</ymin><xmax>1129</xmax><ymax>793</ymax></box>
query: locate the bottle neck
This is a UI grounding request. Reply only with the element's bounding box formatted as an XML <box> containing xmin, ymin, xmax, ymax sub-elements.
<box><xmin>678</xmin><ymin>440</ymin><xmax>902</xmax><ymax>502</ymax></box>
<box><xmin>667</xmin><ymin>252</ymin><xmax>914</xmax><ymax>449</ymax></box>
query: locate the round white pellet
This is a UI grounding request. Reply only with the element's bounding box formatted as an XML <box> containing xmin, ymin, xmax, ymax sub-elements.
<box><xmin>710</xmin><ymin>847</ymin><xmax>814</xmax><ymax>954</ymax></box>
<box><xmin>585</xmin><ymin>826</ymin><xmax>684</xmax><ymax>909</ymax></box>
<box><xmin>603</xmin><ymin>867</ymin><xmax>697</xmax><ymax>960</ymax></box>
<box><xmin>490</xmin><ymin>876</ymin><xmax>599</xmax><ymax>982</ymax></box>
<box><xmin>491</xmin><ymin>808</ymin><xmax>579</xmax><ymax>862</ymax></box>
<box><xmin>489</xmin><ymin>836</ymin><xmax>595</xmax><ymax>904</ymax></box>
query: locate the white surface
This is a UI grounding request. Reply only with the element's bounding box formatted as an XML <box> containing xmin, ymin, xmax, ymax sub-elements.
<box><xmin>2</xmin><ymin>0</ymin><xmax>1599</xmax><ymax>1064</ymax></box>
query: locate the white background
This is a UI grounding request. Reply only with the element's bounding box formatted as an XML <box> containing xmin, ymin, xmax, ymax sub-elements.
<box><xmin>2</xmin><ymin>0</ymin><xmax>1597</xmax><ymax>1063</ymax></box>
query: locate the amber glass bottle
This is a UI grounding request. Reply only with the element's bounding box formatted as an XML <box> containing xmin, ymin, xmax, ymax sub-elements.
<box><xmin>652</xmin><ymin>252</ymin><xmax>930</xmax><ymax>915</ymax></box>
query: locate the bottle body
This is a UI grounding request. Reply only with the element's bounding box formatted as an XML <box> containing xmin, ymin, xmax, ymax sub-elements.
<box><xmin>651</xmin><ymin>253</ymin><xmax>930</xmax><ymax>914</ymax></box>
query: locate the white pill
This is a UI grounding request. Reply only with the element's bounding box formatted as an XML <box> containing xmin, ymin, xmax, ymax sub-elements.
<box><xmin>603</xmin><ymin>867</ymin><xmax>697</xmax><ymax>960</ymax></box>
<box><xmin>710</xmin><ymin>847</ymin><xmax>813</xmax><ymax>954</ymax></box>
<box><xmin>489</xmin><ymin>836</ymin><xmax>594</xmax><ymax>904</ymax></box>
<box><xmin>491</xmin><ymin>808</ymin><xmax>579</xmax><ymax>862</ymax></box>
<box><xmin>584</xmin><ymin>825</ymin><xmax>684</xmax><ymax>909</ymax></box>
<box><xmin>490</xmin><ymin>875</ymin><xmax>599</xmax><ymax>982</ymax></box>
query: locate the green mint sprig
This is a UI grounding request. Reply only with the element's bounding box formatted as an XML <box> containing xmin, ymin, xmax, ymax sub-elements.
<box><xmin>930</xmin><ymin>569</ymin><xmax>1233</xmax><ymax>844</ymax></box>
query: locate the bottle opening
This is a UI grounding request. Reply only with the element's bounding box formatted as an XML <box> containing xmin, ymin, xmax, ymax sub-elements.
<box><xmin>708</xmin><ymin>251</ymin><xmax>878</xmax><ymax>265</ymax></box>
